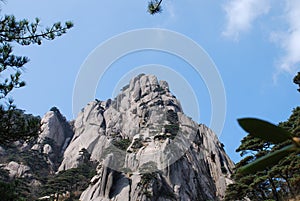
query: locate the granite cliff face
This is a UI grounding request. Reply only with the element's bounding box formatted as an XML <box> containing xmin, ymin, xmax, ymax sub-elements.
<box><xmin>0</xmin><ymin>74</ymin><xmax>233</xmax><ymax>200</ymax></box>
<box><xmin>31</xmin><ymin>107</ymin><xmax>74</xmax><ymax>171</ymax></box>
<box><xmin>57</xmin><ymin>74</ymin><xmax>234</xmax><ymax>201</ymax></box>
<box><xmin>0</xmin><ymin>107</ymin><xmax>73</xmax><ymax>175</ymax></box>
<box><xmin>0</xmin><ymin>108</ymin><xmax>75</xmax><ymax>199</ymax></box>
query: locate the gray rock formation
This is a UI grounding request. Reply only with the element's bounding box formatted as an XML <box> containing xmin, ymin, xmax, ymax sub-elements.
<box><xmin>58</xmin><ymin>74</ymin><xmax>234</xmax><ymax>201</ymax></box>
<box><xmin>3</xmin><ymin>161</ymin><xmax>31</xmax><ymax>178</ymax></box>
<box><xmin>32</xmin><ymin>107</ymin><xmax>74</xmax><ymax>170</ymax></box>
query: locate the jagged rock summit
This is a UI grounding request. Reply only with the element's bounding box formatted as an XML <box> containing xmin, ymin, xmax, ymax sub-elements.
<box><xmin>31</xmin><ymin>107</ymin><xmax>74</xmax><ymax>171</ymax></box>
<box><xmin>58</xmin><ymin>74</ymin><xmax>234</xmax><ymax>201</ymax></box>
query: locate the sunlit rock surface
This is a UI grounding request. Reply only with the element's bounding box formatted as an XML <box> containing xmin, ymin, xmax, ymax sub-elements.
<box><xmin>57</xmin><ymin>74</ymin><xmax>233</xmax><ymax>201</ymax></box>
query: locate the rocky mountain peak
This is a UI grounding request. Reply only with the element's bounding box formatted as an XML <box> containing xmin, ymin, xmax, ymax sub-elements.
<box><xmin>31</xmin><ymin>107</ymin><xmax>74</xmax><ymax>170</ymax></box>
<box><xmin>123</xmin><ymin>74</ymin><xmax>174</xmax><ymax>107</ymax></box>
<box><xmin>0</xmin><ymin>74</ymin><xmax>234</xmax><ymax>200</ymax></box>
<box><xmin>113</xmin><ymin>73</ymin><xmax>182</xmax><ymax>118</ymax></box>
<box><xmin>55</xmin><ymin>74</ymin><xmax>234</xmax><ymax>200</ymax></box>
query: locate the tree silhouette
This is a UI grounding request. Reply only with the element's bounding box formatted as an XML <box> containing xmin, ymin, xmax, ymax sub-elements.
<box><xmin>293</xmin><ymin>72</ymin><xmax>300</xmax><ymax>92</ymax></box>
<box><xmin>0</xmin><ymin>1</ymin><xmax>73</xmax><ymax>145</ymax></box>
<box><xmin>226</xmin><ymin>108</ymin><xmax>300</xmax><ymax>200</ymax></box>
<box><xmin>148</xmin><ymin>0</ymin><xmax>163</xmax><ymax>15</ymax></box>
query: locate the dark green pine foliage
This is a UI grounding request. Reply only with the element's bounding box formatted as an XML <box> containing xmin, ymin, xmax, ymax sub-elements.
<box><xmin>0</xmin><ymin>168</ymin><xmax>18</xmax><ymax>201</ymax></box>
<box><xmin>0</xmin><ymin>100</ymin><xmax>41</xmax><ymax>144</ymax></box>
<box><xmin>293</xmin><ymin>72</ymin><xmax>300</xmax><ymax>92</ymax></box>
<box><xmin>148</xmin><ymin>0</ymin><xmax>163</xmax><ymax>14</ymax></box>
<box><xmin>0</xmin><ymin>2</ymin><xmax>73</xmax><ymax>199</ymax></box>
<box><xmin>0</xmin><ymin>1</ymin><xmax>73</xmax><ymax>145</ymax></box>
<box><xmin>0</xmin><ymin>15</ymin><xmax>73</xmax><ymax>99</ymax></box>
<box><xmin>0</xmin><ymin>162</ymin><xmax>41</xmax><ymax>201</ymax></box>
<box><xmin>0</xmin><ymin>147</ymin><xmax>95</xmax><ymax>200</ymax></box>
<box><xmin>0</xmin><ymin>143</ymin><xmax>53</xmax><ymax>200</ymax></box>
<box><xmin>225</xmin><ymin>108</ymin><xmax>300</xmax><ymax>201</ymax></box>
<box><xmin>42</xmin><ymin>149</ymin><xmax>97</xmax><ymax>200</ymax></box>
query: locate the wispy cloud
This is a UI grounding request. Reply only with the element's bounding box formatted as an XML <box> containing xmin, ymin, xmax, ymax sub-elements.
<box><xmin>165</xmin><ymin>0</ymin><xmax>176</xmax><ymax>19</ymax></box>
<box><xmin>222</xmin><ymin>0</ymin><xmax>270</xmax><ymax>40</ymax></box>
<box><xmin>272</xmin><ymin>0</ymin><xmax>300</xmax><ymax>74</ymax></box>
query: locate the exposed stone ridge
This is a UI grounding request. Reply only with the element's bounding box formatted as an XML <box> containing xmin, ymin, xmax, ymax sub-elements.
<box><xmin>58</xmin><ymin>74</ymin><xmax>234</xmax><ymax>201</ymax></box>
<box><xmin>31</xmin><ymin>107</ymin><xmax>74</xmax><ymax>171</ymax></box>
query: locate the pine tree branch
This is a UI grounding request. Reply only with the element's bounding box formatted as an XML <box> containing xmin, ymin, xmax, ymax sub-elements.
<box><xmin>148</xmin><ymin>0</ymin><xmax>163</xmax><ymax>15</ymax></box>
<box><xmin>0</xmin><ymin>27</ymin><xmax>68</xmax><ymax>42</ymax></box>
<box><xmin>0</xmin><ymin>15</ymin><xmax>73</xmax><ymax>45</ymax></box>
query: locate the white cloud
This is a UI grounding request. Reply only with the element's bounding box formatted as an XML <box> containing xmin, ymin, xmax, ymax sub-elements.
<box><xmin>273</xmin><ymin>0</ymin><xmax>300</xmax><ymax>74</ymax></box>
<box><xmin>222</xmin><ymin>0</ymin><xmax>270</xmax><ymax>40</ymax></box>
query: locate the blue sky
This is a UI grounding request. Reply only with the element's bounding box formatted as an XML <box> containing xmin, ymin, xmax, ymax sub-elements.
<box><xmin>1</xmin><ymin>0</ymin><xmax>299</xmax><ymax>162</ymax></box>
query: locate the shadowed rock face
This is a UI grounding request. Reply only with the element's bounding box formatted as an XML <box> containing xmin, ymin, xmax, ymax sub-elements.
<box><xmin>57</xmin><ymin>74</ymin><xmax>234</xmax><ymax>201</ymax></box>
<box><xmin>0</xmin><ymin>108</ymin><xmax>74</xmax><ymax>183</ymax></box>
